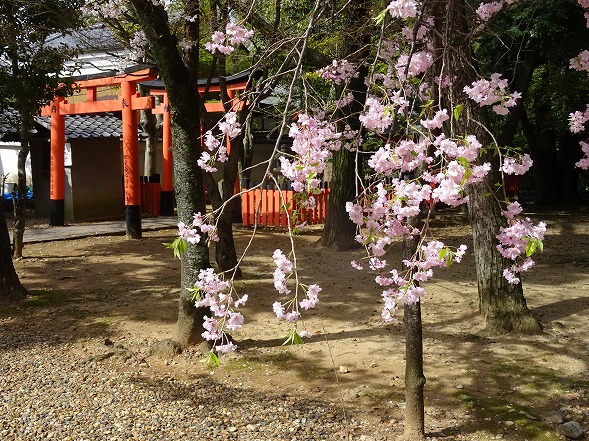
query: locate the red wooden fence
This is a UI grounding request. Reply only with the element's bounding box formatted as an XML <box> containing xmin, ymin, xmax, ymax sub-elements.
<box><xmin>241</xmin><ymin>182</ymin><xmax>330</xmax><ymax>227</ymax></box>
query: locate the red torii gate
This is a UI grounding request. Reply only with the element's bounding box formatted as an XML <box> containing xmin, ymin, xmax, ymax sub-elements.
<box><xmin>41</xmin><ymin>67</ymin><xmax>158</xmax><ymax>238</ymax></box>
<box><xmin>42</xmin><ymin>67</ymin><xmax>249</xmax><ymax>239</ymax></box>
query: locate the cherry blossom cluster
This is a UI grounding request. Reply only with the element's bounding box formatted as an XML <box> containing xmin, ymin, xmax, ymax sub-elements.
<box><xmin>463</xmin><ymin>73</ymin><xmax>521</xmax><ymax>115</ymax></box>
<box><xmin>347</xmin><ymin>179</ymin><xmax>469</xmax><ymax>321</ymax></box>
<box><xmin>81</xmin><ymin>0</ymin><xmax>127</xmax><ymax>19</ymax></box>
<box><xmin>569</xmin><ymin>105</ymin><xmax>589</xmax><ymax>134</ymax></box>
<box><xmin>501</xmin><ymin>153</ymin><xmax>533</xmax><ymax>175</ymax></box>
<box><xmin>271</xmin><ymin>249</ymin><xmax>318</xmax><ymax>339</ymax></box>
<box><xmin>197</xmin><ymin>112</ymin><xmax>241</xmax><ymax>173</ymax></box>
<box><xmin>402</xmin><ymin>16</ymin><xmax>434</xmax><ymax>42</ymax></box>
<box><xmin>496</xmin><ymin>202</ymin><xmax>546</xmax><ymax>284</ymax></box>
<box><xmin>395</xmin><ymin>51</ymin><xmax>434</xmax><ymax>80</ymax></box>
<box><xmin>577</xmin><ymin>141</ymin><xmax>589</xmax><ymax>169</ymax></box>
<box><xmin>193</xmin><ymin>268</ymin><xmax>248</xmax><ymax>353</ymax></box>
<box><xmin>387</xmin><ymin>0</ymin><xmax>419</xmax><ymax>19</ymax></box>
<box><xmin>178</xmin><ymin>212</ymin><xmax>218</xmax><ymax>245</ymax></box>
<box><xmin>570</xmin><ymin>50</ymin><xmax>589</xmax><ymax>73</ymax></box>
<box><xmin>280</xmin><ymin>114</ymin><xmax>343</xmax><ymax>193</ymax></box>
<box><xmin>475</xmin><ymin>0</ymin><xmax>519</xmax><ymax>21</ymax></box>
<box><xmin>204</xmin><ymin>23</ymin><xmax>254</xmax><ymax>55</ymax></box>
<box><xmin>316</xmin><ymin>60</ymin><xmax>358</xmax><ymax>85</ymax></box>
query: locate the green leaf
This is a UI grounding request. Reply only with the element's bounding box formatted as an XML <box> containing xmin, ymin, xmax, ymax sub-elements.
<box><xmin>281</xmin><ymin>327</ymin><xmax>304</xmax><ymax>346</ymax></box>
<box><xmin>453</xmin><ymin>105</ymin><xmax>463</xmax><ymax>121</ymax></box>
<box><xmin>189</xmin><ymin>286</ymin><xmax>203</xmax><ymax>302</ymax></box>
<box><xmin>164</xmin><ymin>237</ymin><xmax>187</xmax><ymax>259</ymax></box>
<box><xmin>205</xmin><ymin>350</ymin><xmax>220</xmax><ymax>367</ymax></box>
<box><xmin>537</xmin><ymin>240</ymin><xmax>544</xmax><ymax>253</ymax></box>
<box><xmin>439</xmin><ymin>248</ymin><xmax>448</xmax><ymax>260</ymax></box>
<box><xmin>525</xmin><ymin>240</ymin><xmax>537</xmax><ymax>257</ymax></box>
<box><xmin>374</xmin><ymin>9</ymin><xmax>387</xmax><ymax>25</ymax></box>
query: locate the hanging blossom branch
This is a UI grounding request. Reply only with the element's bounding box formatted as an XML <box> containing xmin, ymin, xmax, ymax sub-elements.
<box><xmin>570</xmin><ymin>0</ymin><xmax>589</xmax><ymax>169</ymax></box>
<box><xmin>169</xmin><ymin>0</ymin><xmax>547</xmax><ymax>361</ymax></box>
<box><xmin>170</xmin><ymin>0</ymin><xmax>336</xmax><ymax>361</ymax></box>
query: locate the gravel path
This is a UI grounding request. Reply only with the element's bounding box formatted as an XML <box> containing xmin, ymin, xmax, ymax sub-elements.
<box><xmin>0</xmin><ymin>332</ymin><xmax>395</xmax><ymax>441</ymax></box>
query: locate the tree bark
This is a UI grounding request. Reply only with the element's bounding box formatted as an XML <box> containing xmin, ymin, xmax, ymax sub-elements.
<box><xmin>429</xmin><ymin>0</ymin><xmax>541</xmax><ymax>334</ymax></box>
<box><xmin>12</xmin><ymin>112</ymin><xmax>32</xmax><ymax>259</ymax></box>
<box><xmin>129</xmin><ymin>0</ymin><xmax>211</xmax><ymax>347</ymax></box>
<box><xmin>0</xmin><ymin>203</ymin><xmax>26</xmax><ymax>302</ymax></box>
<box><xmin>138</xmin><ymin>84</ymin><xmax>163</xmax><ymax>178</ymax></box>
<box><xmin>403</xmin><ymin>216</ymin><xmax>425</xmax><ymax>440</ymax></box>
<box><xmin>320</xmin><ymin>0</ymin><xmax>370</xmax><ymax>251</ymax></box>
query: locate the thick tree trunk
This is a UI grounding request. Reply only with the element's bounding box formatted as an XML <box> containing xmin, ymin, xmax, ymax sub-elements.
<box><xmin>430</xmin><ymin>0</ymin><xmax>541</xmax><ymax>334</ymax></box>
<box><xmin>0</xmin><ymin>206</ymin><xmax>26</xmax><ymax>302</ymax></box>
<box><xmin>320</xmin><ymin>147</ymin><xmax>359</xmax><ymax>250</ymax></box>
<box><xmin>465</xmin><ymin>172</ymin><xmax>542</xmax><ymax>334</ymax></box>
<box><xmin>320</xmin><ymin>0</ymin><xmax>370</xmax><ymax>251</ymax></box>
<box><xmin>521</xmin><ymin>110</ymin><xmax>560</xmax><ymax>206</ymax></box>
<box><xmin>130</xmin><ymin>0</ymin><xmax>211</xmax><ymax>347</ymax></box>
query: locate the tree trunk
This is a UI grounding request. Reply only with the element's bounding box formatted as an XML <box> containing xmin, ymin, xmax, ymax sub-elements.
<box><xmin>138</xmin><ymin>84</ymin><xmax>163</xmax><ymax>178</ymax></box>
<box><xmin>320</xmin><ymin>0</ymin><xmax>370</xmax><ymax>251</ymax></box>
<box><xmin>12</xmin><ymin>113</ymin><xmax>32</xmax><ymax>259</ymax></box>
<box><xmin>466</xmin><ymin>171</ymin><xmax>542</xmax><ymax>334</ymax></box>
<box><xmin>403</xmin><ymin>216</ymin><xmax>425</xmax><ymax>440</ymax></box>
<box><xmin>521</xmin><ymin>110</ymin><xmax>560</xmax><ymax>206</ymax></box>
<box><xmin>320</xmin><ymin>146</ymin><xmax>359</xmax><ymax>250</ymax></box>
<box><xmin>0</xmin><ymin>204</ymin><xmax>26</xmax><ymax>302</ymax></box>
<box><xmin>430</xmin><ymin>0</ymin><xmax>541</xmax><ymax>334</ymax></box>
<box><xmin>130</xmin><ymin>0</ymin><xmax>211</xmax><ymax>347</ymax></box>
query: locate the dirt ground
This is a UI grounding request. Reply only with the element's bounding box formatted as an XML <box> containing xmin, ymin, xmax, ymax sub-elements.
<box><xmin>3</xmin><ymin>209</ymin><xmax>589</xmax><ymax>440</ymax></box>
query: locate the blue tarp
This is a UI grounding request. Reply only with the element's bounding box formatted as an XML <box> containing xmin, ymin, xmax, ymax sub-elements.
<box><xmin>2</xmin><ymin>189</ymin><xmax>33</xmax><ymax>200</ymax></box>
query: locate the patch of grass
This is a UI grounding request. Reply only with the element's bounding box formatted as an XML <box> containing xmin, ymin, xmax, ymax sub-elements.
<box><xmin>89</xmin><ymin>317</ymin><xmax>114</xmax><ymax>331</ymax></box>
<box><xmin>362</xmin><ymin>388</ymin><xmax>404</xmax><ymax>405</ymax></box>
<box><xmin>0</xmin><ymin>289</ymin><xmax>75</xmax><ymax>314</ymax></box>
<box><xmin>63</xmin><ymin>307</ymin><xmax>90</xmax><ymax>320</ymax></box>
<box><xmin>224</xmin><ymin>350</ymin><xmax>298</xmax><ymax>372</ymax></box>
<box><xmin>455</xmin><ymin>391</ymin><xmax>560</xmax><ymax>440</ymax></box>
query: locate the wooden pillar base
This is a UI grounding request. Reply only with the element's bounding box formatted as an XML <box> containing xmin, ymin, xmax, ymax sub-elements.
<box><xmin>50</xmin><ymin>199</ymin><xmax>65</xmax><ymax>226</ymax></box>
<box><xmin>125</xmin><ymin>205</ymin><xmax>142</xmax><ymax>239</ymax></box>
<box><xmin>160</xmin><ymin>191</ymin><xmax>175</xmax><ymax>216</ymax></box>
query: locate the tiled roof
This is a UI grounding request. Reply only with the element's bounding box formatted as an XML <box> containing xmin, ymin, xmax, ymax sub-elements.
<box><xmin>2</xmin><ymin>110</ymin><xmax>147</xmax><ymax>141</ymax></box>
<box><xmin>37</xmin><ymin>112</ymin><xmax>148</xmax><ymax>139</ymax></box>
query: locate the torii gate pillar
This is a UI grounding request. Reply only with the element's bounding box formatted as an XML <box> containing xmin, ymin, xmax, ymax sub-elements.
<box><xmin>49</xmin><ymin>98</ymin><xmax>65</xmax><ymax>226</ymax></box>
<box><xmin>121</xmin><ymin>81</ymin><xmax>142</xmax><ymax>239</ymax></box>
<box><xmin>160</xmin><ymin>94</ymin><xmax>174</xmax><ymax>216</ymax></box>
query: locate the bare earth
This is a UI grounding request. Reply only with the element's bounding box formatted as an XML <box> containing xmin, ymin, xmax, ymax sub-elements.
<box><xmin>4</xmin><ymin>210</ymin><xmax>589</xmax><ymax>440</ymax></box>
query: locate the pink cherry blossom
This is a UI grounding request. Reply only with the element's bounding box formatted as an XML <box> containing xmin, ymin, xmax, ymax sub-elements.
<box><xmin>576</xmin><ymin>141</ymin><xmax>589</xmax><ymax>169</ymax></box>
<box><xmin>501</xmin><ymin>154</ymin><xmax>533</xmax><ymax>175</ymax></box>
<box><xmin>421</xmin><ymin>109</ymin><xmax>449</xmax><ymax>130</ymax></box>
<box><xmin>317</xmin><ymin>59</ymin><xmax>358</xmax><ymax>84</ymax></box>
<box><xmin>387</xmin><ymin>0</ymin><xmax>419</xmax><ymax>19</ymax></box>
<box><xmin>476</xmin><ymin>1</ymin><xmax>503</xmax><ymax>21</ymax></box>
<box><xmin>570</xmin><ymin>50</ymin><xmax>589</xmax><ymax>72</ymax></box>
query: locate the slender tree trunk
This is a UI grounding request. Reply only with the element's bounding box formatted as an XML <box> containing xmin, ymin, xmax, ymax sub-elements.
<box><xmin>130</xmin><ymin>0</ymin><xmax>211</xmax><ymax>347</ymax></box>
<box><xmin>12</xmin><ymin>113</ymin><xmax>31</xmax><ymax>259</ymax></box>
<box><xmin>430</xmin><ymin>0</ymin><xmax>541</xmax><ymax>334</ymax></box>
<box><xmin>138</xmin><ymin>84</ymin><xmax>163</xmax><ymax>178</ymax></box>
<box><xmin>403</xmin><ymin>216</ymin><xmax>425</xmax><ymax>440</ymax></box>
<box><xmin>0</xmin><ymin>204</ymin><xmax>26</xmax><ymax>302</ymax></box>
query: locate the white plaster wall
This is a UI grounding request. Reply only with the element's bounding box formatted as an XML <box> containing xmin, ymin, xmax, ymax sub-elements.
<box><xmin>0</xmin><ymin>142</ymin><xmax>33</xmax><ymax>189</ymax></box>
